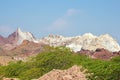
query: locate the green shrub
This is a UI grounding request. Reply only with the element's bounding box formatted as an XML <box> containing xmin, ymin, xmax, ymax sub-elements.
<box><xmin>111</xmin><ymin>56</ymin><xmax>120</xmax><ymax>63</ymax></box>
<box><xmin>19</xmin><ymin>68</ymin><xmax>45</xmax><ymax>80</ymax></box>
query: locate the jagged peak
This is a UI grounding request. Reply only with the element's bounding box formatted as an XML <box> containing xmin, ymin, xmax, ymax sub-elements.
<box><xmin>16</xmin><ymin>27</ymin><xmax>22</xmax><ymax>33</ymax></box>
<box><xmin>7</xmin><ymin>27</ymin><xmax>38</xmax><ymax>45</ymax></box>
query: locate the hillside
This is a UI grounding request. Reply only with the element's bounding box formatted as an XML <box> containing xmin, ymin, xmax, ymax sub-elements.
<box><xmin>0</xmin><ymin>46</ymin><xmax>120</xmax><ymax>80</ymax></box>
<box><xmin>0</xmin><ymin>29</ymin><xmax>120</xmax><ymax>80</ymax></box>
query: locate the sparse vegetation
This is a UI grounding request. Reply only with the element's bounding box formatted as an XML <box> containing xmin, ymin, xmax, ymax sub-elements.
<box><xmin>0</xmin><ymin>46</ymin><xmax>120</xmax><ymax>80</ymax></box>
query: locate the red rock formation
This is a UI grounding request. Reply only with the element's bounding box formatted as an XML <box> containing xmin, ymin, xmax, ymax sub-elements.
<box><xmin>7</xmin><ymin>31</ymin><xmax>18</xmax><ymax>44</ymax></box>
<box><xmin>78</xmin><ymin>48</ymin><xmax>117</xmax><ymax>60</ymax></box>
<box><xmin>93</xmin><ymin>48</ymin><xmax>113</xmax><ymax>60</ymax></box>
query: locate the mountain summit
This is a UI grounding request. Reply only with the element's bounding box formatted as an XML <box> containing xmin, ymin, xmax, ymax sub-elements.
<box><xmin>8</xmin><ymin>28</ymin><xmax>38</xmax><ymax>45</ymax></box>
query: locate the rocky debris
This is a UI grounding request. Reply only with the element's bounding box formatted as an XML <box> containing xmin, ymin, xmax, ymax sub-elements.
<box><xmin>38</xmin><ymin>65</ymin><xmax>87</xmax><ymax>80</ymax></box>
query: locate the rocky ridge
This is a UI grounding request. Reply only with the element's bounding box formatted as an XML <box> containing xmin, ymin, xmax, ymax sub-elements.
<box><xmin>0</xmin><ymin>28</ymin><xmax>120</xmax><ymax>52</ymax></box>
<box><xmin>40</xmin><ymin>33</ymin><xmax>120</xmax><ymax>52</ymax></box>
<box><xmin>7</xmin><ymin>28</ymin><xmax>38</xmax><ymax>45</ymax></box>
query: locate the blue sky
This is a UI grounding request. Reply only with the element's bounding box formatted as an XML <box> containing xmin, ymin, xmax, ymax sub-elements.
<box><xmin>0</xmin><ymin>0</ymin><xmax>120</xmax><ymax>41</ymax></box>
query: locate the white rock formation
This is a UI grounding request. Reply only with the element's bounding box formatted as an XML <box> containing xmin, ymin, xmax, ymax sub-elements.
<box><xmin>16</xmin><ymin>28</ymin><xmax>38</xmax><ymax>44</ymax></box>
<box><xmin>40</xmin><ymin>33</ymin><xmax>120</xmax><ymax>52</ymax></box>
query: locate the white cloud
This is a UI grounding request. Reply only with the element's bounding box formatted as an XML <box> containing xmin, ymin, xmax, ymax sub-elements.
<box><xmin>46</xmin><ymin>17</ymin><xmax>68</xmax><ymax>32</ymax></box>
<box><xmin>66</xmin><ymin>8</ymin><xmax>79</xmax><ymax>16</ymax></box>
<box><xmin>50</xmin><ymin>18</ymin><xmax>68</xmax><ymax>30</ymax></box>
<box><xmin>46</xmin><ymin>8</ymin><xmax>80</xmax><ymax>32</ymax></box>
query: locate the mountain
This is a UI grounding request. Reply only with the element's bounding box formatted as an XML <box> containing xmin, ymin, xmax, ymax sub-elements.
<box><xmin>40</xmin><ymin>33</ymin><xmax>120</xmax><ymax>52</ymax></box>
<box><xmin>0</xmin><ymin>28</ymin><xmax>120</xmax><ymax>54</ymax></box>
<box><xmin>7</xmin><ymin>28</ymin><xmax>38</xmax><ymax>45</ymax></box>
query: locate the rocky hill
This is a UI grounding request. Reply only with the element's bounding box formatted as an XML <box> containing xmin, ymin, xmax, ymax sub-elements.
<box><xmin>40</xmin><ymin>33</ymin><xmax>120</xmax><ymax>52</ymax></box>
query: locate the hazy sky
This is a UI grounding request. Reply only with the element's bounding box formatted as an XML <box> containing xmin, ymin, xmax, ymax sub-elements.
<box><xmin>0</xmin><ymin>0</ymin><xmax>120</xmax><ymax>41</ymax></box>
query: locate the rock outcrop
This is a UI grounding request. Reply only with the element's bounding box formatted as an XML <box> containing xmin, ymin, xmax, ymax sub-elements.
<box><xmin>7</xmin><ymin>28</ymin><xmax>38</xmax><ymax>45</ymax></box>
<box><xmin>93</xmin><ymin>48</ymin><xmax>113</xmax><ymax>60</ymax></box>
<box><xmin>78</xmin><ymin>48</ymin><xmax>119</xmax><ymax>60</ymax></box>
